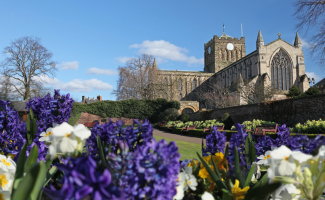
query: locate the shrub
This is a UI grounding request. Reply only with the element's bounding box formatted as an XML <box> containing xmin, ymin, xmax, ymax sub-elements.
<box><xmin>286</xmin><ymin>85</ymin><xmax>301</xmax><ymax>98</ymax></box>
<box><xmin>304</xmin><ymin>87</ymin><xmax>320</xmax><ymax>96</ymax></box>
<box><xmin>221</xmin><ymin>113</ymin><xmax>234</xmax><ymax>130</ymax></box>
<box><xmin>101</xmin><ymin>113</ymin><xmax>107</xmax><ymax>118</ymax></box>
<box><xmin>292</xmin><ymin>119</ymin><xmax>325</xmax><ymax>134</ymax></box>
<box><xmin>157</xmin><ymin>108</ymin><xmax>179</xmax><ymax>122</ymax></box>
<box><xmin>181</xmin><ymin>114</ymin><xmax>190</xmax><ymax>123</ymax></box>
<box><xmin>101</xmin><ymin>118</ymin><xmax>107</xmax><ymax>123</ymax></box>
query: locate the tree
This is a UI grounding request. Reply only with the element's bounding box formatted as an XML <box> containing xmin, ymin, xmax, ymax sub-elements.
<box><xmin>294</xmin><ymin>0</ymin><xmax>325</xmax><ymax>65</ymax></box>
<box><xmin>237</xmin><ymin>79</ymin><xmax>278</xmax><ymax>104</ymax></box>
<box><xmin>195</xmin><ymin>80</ymin><xmax>238</xmax><ymax>109</ymax></box>
<box><xmin>0</xmin><ymin>36</ymin><xmax>57</xmax><ymax>100</ymax></box>
<box><xmin>112</xmin><ymin>54</ymin><xmax>168</xmax><ymax>100</ymax></box>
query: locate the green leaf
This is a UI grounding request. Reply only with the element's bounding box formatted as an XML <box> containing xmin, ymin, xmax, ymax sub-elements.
<box><xmin>234</xmin><ymin>146</ymin><xmax>245</xmax><ymax>188</ymax></box>
<box><xmin>12</xmin><ymin>161</ymin><xmax>47</xmax><ymax>200</ymax></box>
<box><xmin>196</xmin><ymin>152</ymin><xmax>227</xmax><ymax>190</ymax></box>
<box><xmin>210</xmin><ymin>154</ymin><xmax>221</xmax><ymax>179</ymax></box>
<box><xmin>244</xmin><ymin>180</ymin><xmax>281</xmax><ymax>200</ymax></box>
<box><xmin>250</xmin><ymin>141</ymin><xmax>256</xmax><ymax>165</ymax></box>
<box><xmin>244</xmin><ymin>163</ymin><xmax>255</xmax><ymax>187</ymax></box>
<box><xmin>24</xmin><ymin>145</ymin><xmax>39</xmax><ymax>173</ymax></box>
<box><xmin>224</xmin><ymin>143</ymin><xmax>229</xmax><ymax>159</ymax></box>
<box><xmin>97</xmin><ymin>134</ymin><xmax>107</xmax><ymax>168</ymax></box>
<box><xmin>15</xmin><ymin>144</ymin><xmax>27</xmax><ymax>180</ymax></box>
<box><xmin>221</xmin><ymin>189</ymin><xmax>232</xmax><ymax>200</ymax></box>
<box><xmin>44</xmin><ymin>166</ymin><xmax>58</xmax><ymax>187</ymax></box>
<box><xmin>245</xmin><ymin>136</ymin><xmax>250</xmax><ymax>164</ymax></box>
<box><xmin>29</xmin><ymin>108</ymin><xmax>34</xmax><ymax>118</ymax></box>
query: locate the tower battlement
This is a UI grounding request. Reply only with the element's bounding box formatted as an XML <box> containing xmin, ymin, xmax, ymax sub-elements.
<box><xmin>205</xmin><ymin>35</ymin><xmax>245</xmax><ymax>47</ymax></box>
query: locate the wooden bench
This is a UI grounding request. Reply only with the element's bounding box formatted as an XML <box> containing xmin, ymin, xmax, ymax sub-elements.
<box><xmin>203</xmin><ymin>125</ymin><xmax>225</xmax><ymax>134</ymax></box>
<box><xmin>181</xmin><ymin>125</ymin><xmax>196</xmax><ymax>134</ymax></box>
<box><xmin>167</xmin><ymin>122</ymin><xmax>180</xmax><ymax>132</ymax></box>
<box><xmin>158</xmin><ymin>122</ymin><xmax>167</xmax><ymax>128</ymax></box>
<box><xmin>254</xmin><ymin>124</ymin><xmax>278</xmax><ymax>136</ymax></box>
<box><xmin>83</xmin><ymin>122</ymin><xmax>97</xmax><ymax>128</ymax></box>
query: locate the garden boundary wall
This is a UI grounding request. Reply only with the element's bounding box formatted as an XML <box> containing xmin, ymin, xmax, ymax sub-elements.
<box><xmin>188</xmin><ymin>94</ymin><xmax>325</xmax><ymax>127</ymax></box>
<box><xmin>76</xmin><ymin>112</ymin><xmax>142</xmax><ymax>126</ymax></box>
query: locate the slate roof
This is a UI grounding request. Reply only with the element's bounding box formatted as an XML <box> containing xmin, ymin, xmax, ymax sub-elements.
<box><xmin>314</xmin><ymin>77</ymin><xmax>325</xmax><ymax>87</ymax></box>
<box><xmin>11</xmin><ymin>101</ymin><xmax>28</xmax><ymax>112</ymax></box>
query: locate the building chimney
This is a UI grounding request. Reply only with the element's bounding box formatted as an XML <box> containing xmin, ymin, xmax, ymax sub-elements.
<box><xmin>97</xmin><ymin>95</ymin><xmax>102</xmax><ymax>101</ymax></box>
<box><xmin>82</xmin><ymin>96</ymin><xmax>85</xmax><ymax>102</ymax></box>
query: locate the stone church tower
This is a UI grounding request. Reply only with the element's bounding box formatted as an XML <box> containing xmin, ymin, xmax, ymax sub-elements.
<box><xmin>204</xmin><ymin>32</ymin><xmax>246</xmax><ymax>73</ymax></box>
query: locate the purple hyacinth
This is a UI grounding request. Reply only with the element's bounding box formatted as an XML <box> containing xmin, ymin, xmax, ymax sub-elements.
<box><xmin>202</xmin><ymin>126</ymin><xmax>227</xmax><ymax>156</ymax></box>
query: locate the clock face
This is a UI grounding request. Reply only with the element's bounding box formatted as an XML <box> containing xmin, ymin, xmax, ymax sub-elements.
<box><xmin>227</xmin><ymin>43</ymin><xmax>234</xmax><ymax>51</ymax></box>
<box><xmin>208</xmin><ymin>47</ymin><xmax>211</xmax><ymax>54</ymax></box>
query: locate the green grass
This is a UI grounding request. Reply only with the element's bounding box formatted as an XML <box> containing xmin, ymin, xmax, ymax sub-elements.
<box><xmin>153</xmin><ymin>135</ymin><xmax>201</xmax><ymax>161</ymax></box>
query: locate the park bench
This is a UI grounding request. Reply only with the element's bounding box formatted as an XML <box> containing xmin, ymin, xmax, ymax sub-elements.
<box><xmin>181</xmin><ymin>125</ymin><xmax>196</xmax><ymax>134</ymax></box>
<box><xmin>254</xmin><ymin>124</ymin><xmax>278</xmax><ymax>136</ymax></box>
<box><xmin>83</xmin><ymin>122</ymin><xmax>97</xmax><ymax>128</ymax></box>
<box><xmin>158</xmin><ymin>122</ymin><xmax>167</xmax><ymax>128</ymax></box>
<box><xmin>167</xmin><ymin>122</ymin><xmax>181</xmax><ymax>132</ymax></box>
<box><xmin>203</xmin><ymin>125</ymin><xmax>225</xmax><ymax>135</ymax></box>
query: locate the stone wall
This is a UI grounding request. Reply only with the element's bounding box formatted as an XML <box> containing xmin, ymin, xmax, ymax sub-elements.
<box><xmin>188</xmin><ymin>94</ymin><xmax>325</xmax><ymax>127</ymax></box>
<box><xmin>76</xmin><ymin>112</ymin><xmax>142</xmax><ymax>126</ymax></box>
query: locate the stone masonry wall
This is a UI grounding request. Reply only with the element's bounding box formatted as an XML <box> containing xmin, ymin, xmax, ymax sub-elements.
<box><xmin>188</xmin><ymin>94</ymin><xmax>325</xmax><ymax>127</ymax></box>
<box><xmin>76</xmin><ymin>112</ymin><xmax>142</xmax><ymax>126</ymax></box>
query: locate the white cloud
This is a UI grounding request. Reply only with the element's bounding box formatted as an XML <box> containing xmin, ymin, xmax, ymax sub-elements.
<box><xmin>37</xmin><ymin>75</ymin><xmax>113</xmax><ymax>93</ymax></box>
<box><xmin>306</xmin><ymin>72</ymin><xmax>322</xmax><ymax>83</ymax></box>
<box><xmin>86</xmin><ymin>68</ymin><xmax>118</xmax><ymax>75</ymax></box>
<box><xmin>58</xmin><ymin>61</ymin><xmax>79</xmax><ymax>70</ymax></box>
<box><xmin>128</xmin><ymin>40</ymin><xmax>203</xmax><ymax>66</ymax></box>
<box><xmin>300</xmin><ymin>38</ymin><xmax>316</xmax><ymax>49</ymax></box>
<box><xmin>116</xmin><ymin>57</ymin><xmax>132</xmax><ymax>63</ymax></box>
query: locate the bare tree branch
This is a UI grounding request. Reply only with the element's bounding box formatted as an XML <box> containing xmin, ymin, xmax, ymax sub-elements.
<box><xmin>0</xmin><ymin>36</ymin><xmax>57</xmax><ymax>100</ymax></box>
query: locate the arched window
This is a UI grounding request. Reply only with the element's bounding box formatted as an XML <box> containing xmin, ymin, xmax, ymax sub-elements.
<box><xmin>163</xmin><ymin>78</ymin><xmax>168</xmax><ymax>99</ymax></box>
<box><xmin>229</xmin><ymin>70</ymin><xmax>232</xmax><ymax>84</ymax></box>
<box><xmin>233</xmin><ymin>49</ymin><xmax>237</xmax><ymax>60</ymax></box>
<box><xmin>179</xmin><ymin>93</ymin><xmax>182</xmax><ymax>101</ymax></box>
<box><xmin>222</xmin><ymin>73</ymin><xmax>225</xmax><ymax>87</ymax></box>
<box><xmin>178</xmin><ymin>78</ymin><xmax>182</xmax><ymax>91</ymax></box>
<box><xmin>271</xmin><ymin>49</ymin><xmax>292</xmax><ymax>90</ymax></box>
<box><xmin>243</xmin><ymin>63</ymin><xmax>246</xmax><ymax>79</ymax></box>
<box><xmin>223</xmin><ymin>50</ymin><xmax>226</xmax><ymax>60</ymax></box>
<box><xmin>192</xmin><ymin>78</ymin><xmax>197</xmax><ymax>90</ymax></box>
<box><xmin>247</xmin><ymin>59</ymin><xmax>252</xmax><ymax>77</ymax></box>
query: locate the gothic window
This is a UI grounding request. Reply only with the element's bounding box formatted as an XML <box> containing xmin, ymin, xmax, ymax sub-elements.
<box><xmin>247</xmin><ymin>59</ymin><xmax>252</xmax><ymax>77</ymax></box>
<box><xmin>227</xmin><ymin>50</ymin><xmax>231</xmax><ymax>61</ymax></box>
<box><xmin>233</xmin><ymin>49</ymin><xmax>237</xmax><ymax>60</ymax></box>
<box><xmin>178</xmin><ymin>78</ymin><xmax>182</xmax><ymax>91</ymax></box>
<box><xmin>179</xmin><ymin>93</ymin><xmax>182</xmax><ymax>101</ymax></box>
<box><xmin>223</xmin><ymin>50</ymin><xmax>226</xmax><ymax>60</ymax></box>
<box><xmin>234</xmin><ymin>67</ymin><xmax>237</xmax><ymax>79</ymax></box>
<box><xmin>222</xmin><ymin>73</ymin><xmax>225</xmax><ymax>87</ymax></box>
<box><xmin>271</xmin><ymin>49</ymin><xmax>292</xmax><ymax>90</ymax></box>
<box><xmin>243</xmin><ymin>63</ymin><xmax>246</xmax><ymax>79</ymax></box>
<box><xmin>192</xmin><ymin>78</ymin><xmax>197</xmax><ymax>90</ymax></box>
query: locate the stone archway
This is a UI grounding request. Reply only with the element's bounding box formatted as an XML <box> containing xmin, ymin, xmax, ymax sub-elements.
<box><xmin>178</xmin><ymin>101</ymin><xmax>199</xmax><ymax>115</ymax></box>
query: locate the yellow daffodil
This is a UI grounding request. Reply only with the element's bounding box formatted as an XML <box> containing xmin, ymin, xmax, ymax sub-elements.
<box><xmin>231</xmin><ymin>180</ymin><xmax>250</xmax><ymax>200</ymax></box>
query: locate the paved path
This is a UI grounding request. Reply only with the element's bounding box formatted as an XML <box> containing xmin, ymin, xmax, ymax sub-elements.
<box><xmin>153</xmin><ymin>128</ymin><xmax>205</xmax><ymax>145</ymax></box>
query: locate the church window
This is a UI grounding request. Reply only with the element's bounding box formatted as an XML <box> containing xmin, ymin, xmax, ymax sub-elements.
<box><xmin>233</xmin><ymin>50</ymin><xmax>237</xmax><ymax>60</ymax></box>
<box><xmin>192</xmin><ymin>78</ymin><xmax>197</xmax><ymax>90</ymax></box>
<box><xmin>223</xmin><ymin>50</ymin><xmax>226</xmax><ymax>60</ymax></box>
<box><xmin>179</xmin><ymin>93</ymin><xmax>182</xmax><ymax>101</ymax></box>
<box><xmin>243</xmin><ymin>64</ymin><xmax>246</xmax><ymax>79</ymax></box>
<box><xmin>178</xmin><ymin>78</ymin><xmax>182</xmax><ymax>91</ymax></box>
<box><xmin>234</xmin><ymin>67</ymin><xmax>237</xmax><ymax>79</ymax></box>
<box><xmin>222</xmin><ymin>73</ymin><xmax>225</xmax><ymax>86</ymax></box>
<box><xmin>164</xmin><ymin>78</ymin><xmax>168</xmax><ymax>93</ymax></box>
<box><xmin>271</xmin><ymin>49</ymin><xmax>292</xmax><ymax>90</ymax></box>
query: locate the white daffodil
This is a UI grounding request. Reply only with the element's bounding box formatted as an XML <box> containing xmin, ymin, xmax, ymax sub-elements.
<box><xmin>0</xmin><ymin>168</ymin><xmax>14</xmax><ymax>192</ymax></box>
<box><xmin>257</xmin><ymin>151</ymin><xmax>271</xmax><ymax>165</ymax></box>
<box><xmin>177</xmin><ymin>166</ymin><xmax>198</xmax><ymax>191</ymax></box>
<box><xmin>39</xmin><ymin>127</ymin><xmax>54</xmax><ymax>142</ymax></box>
<box><xmin>173</xmin><ymin>184</ymin><xmax>184</xmax><ymax>200</ymax></box>
<box><xmin>268</xmin><ymin>146</ymin><xmax>296</xmax><ymax>177</ymax></box>
<box><xmin>201</xmin><ymin>191</ymin><xmax>215</xmax><ymax>200</ymax></box>
<box><xmin>0</xmin><ymin>155</ymin><xmax>16</xmax><ymax>174</ymax></box>
<box><xmin>0</xmin><ymin>190</ymin><xmax>11</xmax><ymax>200</ymax></box>
<box><xmin>47</xmin><ymin>122</ymin><xmax>91</xmax><ymax>159</ymax></box>
<box><xmin>317</xmin><ymin>145</ymin><xmax>325</xmax><ymax>160</ymax></box>
<box><xmin>272</xmin><ymin>184</ymin><xmax>301</xmax><ymax>200</ymax></box>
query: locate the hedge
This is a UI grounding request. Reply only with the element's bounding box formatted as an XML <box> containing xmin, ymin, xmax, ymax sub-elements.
<box><xmin>69</xmin><ymin>98</ymin><xmax>180</xmax><ymax>125</ymax></box>
<box><xmin>157</xmin><ymin>126</ymin><xmax>325</xmax><ymax>141</ymax></box>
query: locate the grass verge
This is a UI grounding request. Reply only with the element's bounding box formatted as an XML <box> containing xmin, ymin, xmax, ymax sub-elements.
<box><xmin>153</xmin><ymin>135</ymin><xmax>201</xmax><ymax>161</ymax></box>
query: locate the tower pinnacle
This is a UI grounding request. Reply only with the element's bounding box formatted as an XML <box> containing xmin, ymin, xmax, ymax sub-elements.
<box><xmin>294</xmin><ymin>32</ymin><xmax>302</xmax><ymax>48</ymax></box>
<box><xmin>153</xmin><ymin>58</ymin><xmax>157</xmax><ymax>69</ymax></box>
<box><xmin>256</xmin><ymin>30</ymin><xmax>264</xmax><ymax>49</ymax></box>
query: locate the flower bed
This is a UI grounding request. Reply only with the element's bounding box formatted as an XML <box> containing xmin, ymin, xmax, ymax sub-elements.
<box><xmin>1</xmin><ymin>90</ymin><xmax>325</xmax><ymax>200</ymax></box>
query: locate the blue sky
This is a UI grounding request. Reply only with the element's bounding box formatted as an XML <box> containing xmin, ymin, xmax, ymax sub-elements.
<box><xmin>0</xmin><ymin>0</ymin><xmax>323</xmax><ymax>101</ymax></box>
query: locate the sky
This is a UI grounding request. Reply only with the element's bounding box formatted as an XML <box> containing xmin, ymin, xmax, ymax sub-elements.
<box><xmin>0</xmin><ymin>0</ymin><xmax>324</xmax><ymax>101</ymax></box>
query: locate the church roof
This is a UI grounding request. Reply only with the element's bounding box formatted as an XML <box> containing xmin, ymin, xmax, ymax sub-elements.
<box><xmin>265</xmin><ymin>38</ymin><xmax>295</xmax><ymax>48</ymax></box>
<box><xmin>314</xmin><ymin>77</ymin><xmax>325</xmax><ymax>87</ymax></box>
<box><xmin>219</xmin><ymin>32</ymin><xmax>233</xmax><ymax>39</ymax></box>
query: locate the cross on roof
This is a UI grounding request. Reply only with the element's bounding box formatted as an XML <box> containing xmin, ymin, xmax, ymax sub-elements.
<box><xmin>278</xmin><ymin>32</ymin><xmax>282</xmax><ymax>39</ymax></box>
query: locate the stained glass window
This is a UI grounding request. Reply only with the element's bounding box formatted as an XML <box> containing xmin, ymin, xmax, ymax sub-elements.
<box><xmin>271</xmin><ymin>49</ymin><xmax>292</xmax><ymax>90</ymax></box>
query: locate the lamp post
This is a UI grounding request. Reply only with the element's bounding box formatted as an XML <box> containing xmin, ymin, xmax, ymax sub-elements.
<box><xmin>308</xmin><ymin>77</ymin><xmax>315</xmax><ymax>86</ymax></box>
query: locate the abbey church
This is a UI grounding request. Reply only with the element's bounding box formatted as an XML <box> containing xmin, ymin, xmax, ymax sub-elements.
<box><xmin>156</xmin><ymin>30</ymin><xmax>310</xmax><ymax>109</ymax></box>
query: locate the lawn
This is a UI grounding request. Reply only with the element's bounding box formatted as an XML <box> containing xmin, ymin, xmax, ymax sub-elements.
<box><xmin>153</xmin><ymin>135</ymin><xmax>202</xmax><ymax>161</ymax></box>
